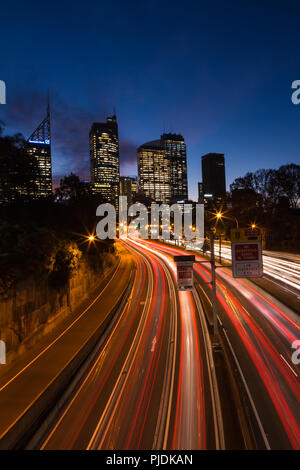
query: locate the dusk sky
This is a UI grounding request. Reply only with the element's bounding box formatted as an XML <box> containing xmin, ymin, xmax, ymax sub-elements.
<box><xmin>1</xmin><ymin>0</ymin><xmax>300</xmax><ymax>200</ymax></box>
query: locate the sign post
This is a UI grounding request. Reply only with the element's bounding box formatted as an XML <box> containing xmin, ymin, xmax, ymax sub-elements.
<box><xmin>232</xmin><ymin>241</ymin><xmax>263</xmax><ymax>278</ymax></box>
<box><xmin>174</xmin><ymin>240</ymin><xmax>220</xmax><ymax>348</ymax></box>
<box><xmin>174</xmin><ymin>255</ymin><xmax>195</xmax><ymax>291</ymax></box>
<box><xmin>230</xmin><ymin>228</ymin><xmax>263</xmax><ymax>278</ymax></box>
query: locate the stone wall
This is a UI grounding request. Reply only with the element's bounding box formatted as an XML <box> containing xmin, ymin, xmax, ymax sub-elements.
<box><xmin>0</xmin><ymin>253</ymin><xmax>116</xmax><ymax>361</ymax></box>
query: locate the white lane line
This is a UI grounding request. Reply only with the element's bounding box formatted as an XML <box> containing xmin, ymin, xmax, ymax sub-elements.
<box><xmin>222</xmin><ymin>328</ymin><xmax>271</xmax><ymax>450</ymax></box>
<box><xmin>151</xmin><ymin>336</ymin><xmax>157</xmax><ymax>353</ymax></box>
<box><xmin>0</xmin><ymin>262</ymin><xmax>120</xmax><ymax>394</ymax></box>
<box><xmin>87</xmin><ymin>242</ymin><xmax>155</xmax><ymax>449</ymax></box>
<box><xmin>280</xmin><ymin>354</ymin><xmax>298</xmax><ymax>377</ymax></box>
<box><xmin>193</xmin><ymin>290</ymin><xmax>225</xmax><ymax>450</ymax></box>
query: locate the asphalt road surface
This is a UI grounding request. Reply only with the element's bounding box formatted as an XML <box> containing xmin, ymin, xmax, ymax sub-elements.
<box><xmin>40</xmin><ymin>237</ymin><xmax>224</xmax><ymax>450</ymax></box>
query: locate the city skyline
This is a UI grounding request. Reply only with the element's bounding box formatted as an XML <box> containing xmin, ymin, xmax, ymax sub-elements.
<box><xmin>1</xmin><ymin>94</ymin><xmax>298</xmax><ymax>202</ymax></box>
<box><xmin>1</xmin><ymin>1</ymin><xmax>300</xmax><ymax>201</ymax></box>
<box><xmin>0</xmin><ymin>1</ymin><xmax>300</xmax><ymax>453</ymax></box>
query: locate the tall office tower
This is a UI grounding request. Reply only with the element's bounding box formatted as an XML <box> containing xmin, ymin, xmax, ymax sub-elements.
<box><xmin>201</xmin><ymin>153</ymin><xmax>226</xmax><ymax>206</ymax></box>
<box><xmin>137</xmin><ymin>140</ymin><xmax>171</xmax><ymax>204</ymax></box>
<box><xmin>26</xmin><ymin>102</ymin><xmax>52</xmax><ymax>197</ymax></box>
<box><xmin>120</xmin><ymin>176</ymin><xmax>138</xmax><ymax>207</ymax></box>
<box><xmin>161</xmin><ymin>133</ymin><xmax>188</xmax><ymax>203</ymax></box>
<box><xmin>89</xmin><ymin>114</ymin><xmax>120</xmax><ymax>205</ymax></box>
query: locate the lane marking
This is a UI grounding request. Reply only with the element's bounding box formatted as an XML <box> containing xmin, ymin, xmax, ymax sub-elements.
<box><xmin>40</xmin><ymin>251</ymin><xmax>144</xmax><ymax>448</ymax></box>
<box><xmin>0</xmin><ymin>261</ymin><xmax>121</xmax><ymax>394</ymax></box>
<box><xmin>151</xmin><ymin>337</ymin><xmax>157</xmax><ymax>353</ymax></box>
<box><xmin>222</xmin><ymin>329</ymin><xmax>271</xmax><ymax>450</ymax></box>
<box><xmin>86</xmin><ymin>243</ymin><xmax>154</xmax><ymax>449</ymax></box>
<box><xmin>193</xmin><ymin>289</ymin><xmax>225</xmax><ymax>450</ymax></box>
<box><xmin>280</xmin><ymin>354</ymin><xmax>298</xmax><ymax>378</ymax></box>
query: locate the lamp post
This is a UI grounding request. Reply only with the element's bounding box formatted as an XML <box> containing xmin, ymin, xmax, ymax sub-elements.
<box><xmin>215</xmin><ymin>212</ymin><xmax>224</xmax><ymax>264</ymax></box>
<box><xmin>210</xmin><ymin>232</ymin><xmax>219</xmax><ymax>348</ymax></box>
<box><xmin>214</xmin><ymin>211</ymin><xmax>240</xmax><ymax>263</ymax></box>
<box><xmin>233</xmin><ymin>216</ymin><xmax>239</xmax><ymax>229</ymax></box>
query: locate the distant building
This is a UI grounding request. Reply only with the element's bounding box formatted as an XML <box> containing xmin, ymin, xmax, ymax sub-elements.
<box><xmin>120</xmin><ymin>176</ymin><xmax>138</xmax><ymax>207</ymax></box>
<box><xmin>26</xmin><ymin>102</ymin><xmax>52</xmax><ymax>197</ymax></box>
<box><xmin>161</xmin><ymin>133</ymin><xmax>188</xmax><ymax>203</ymax></box>
<box><xmin>89</xmin><ymin>114</ymin><xmax>120</xmax><ymax>205</ymax></box>
<box><xmin>137</xmin><ymin>139</ymin><xmax>171</xmax><ymax>204</ymax></box>
<box><xmin>137</xmin><ymin>133</ymin><xmax>188</xmax><ymax>204</ymax></box>
<box><xmin>201</xmin><ymin>153</ymin><xmax>226</xmax><ymax>206</ymax></box>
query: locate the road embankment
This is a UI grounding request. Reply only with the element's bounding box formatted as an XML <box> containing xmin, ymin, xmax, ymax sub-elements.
<box><xmin>0</xmin><ymin>244</ymin><xmax>135</xmax><ymax>449</ymax></box>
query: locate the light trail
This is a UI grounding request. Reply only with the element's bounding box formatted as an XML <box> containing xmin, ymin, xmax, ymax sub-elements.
<box><xmin>214</xmin><ymin>244</ymin><xmax>300</xmax><ymax>292</ymax></box>
<box><xmin>43</xmin><ymin>237</ymin><xmax>215</xmax><ymax>450</ymax></box>
<box><xmin>127</xmin><ymin>237</ymin><xmax>207</xmax><ymax>449</ymax></box>
<box><xmin>145</xmin><ymin>239</ymin><xmax>300</xmax><ymax>449</ymax></box>
<box><xmin>128</xmin><ymin>236</ymin><xmax>224</xmax><ymax>449</ymax></box>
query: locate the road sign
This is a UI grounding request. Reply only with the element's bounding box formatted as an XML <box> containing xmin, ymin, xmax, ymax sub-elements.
<box><xmin>230</xmin><ymin>227</ymin><xmax>261</xmax><ymax>242</ymax></box>
<box><xmin>231</xmin><ymin>241</ymin><xmax>263</xmax><ymax>278</ymax></box>
<box><xmin>174</xmin><ymin>255</ymin><xmax>195</xmax><ymax>290</ymax></box>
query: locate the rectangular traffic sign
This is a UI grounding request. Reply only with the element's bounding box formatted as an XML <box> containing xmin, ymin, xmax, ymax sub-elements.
<box><xmin>174</xmin><ymin>255</ymin><xmax>195</xmax><ymax>290</ymax></box>
<box><xmin>231</xmin><ymin>241</ymin><xmax>263</xmax><ymax>278</ymax></box>
<box><xmin>230</xmin><ymin>227</ymin><xmax>261</xmax><ymax>242</ymax></box>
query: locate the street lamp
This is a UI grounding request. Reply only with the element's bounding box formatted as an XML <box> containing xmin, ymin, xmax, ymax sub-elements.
<box><xmin>213</xmin><ymin>211</ymin><xmax>225</xmax><ymax>263</ymax></box>
<box><xmin>212</xmin><ymin>210</ymin><xmax>241</xmax><ymax>262</ymax></box>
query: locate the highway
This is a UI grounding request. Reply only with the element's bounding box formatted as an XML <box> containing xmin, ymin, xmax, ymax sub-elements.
<box><xmin>0</xmin><ymin>251</ymin><xmax>135</xmax><ymax>449</ymax></box>
<box><xmin>213</xmin><ymin>241</ymin><xmax>300</xmax><ymax>293</ymax></box>
<box><xmin>39</xmin><ymin>237</ymin><xmax>224</xmax><ymax>450</ymax></box>
<box><xmin>145</xmin><ymin>239</ymin><xmax>300</xmax><ymax>449</ymax></box>
<box><xmin>1</xmin><ymin>236</ymin><xmax>299</xmax><ymax>450</ymax></box>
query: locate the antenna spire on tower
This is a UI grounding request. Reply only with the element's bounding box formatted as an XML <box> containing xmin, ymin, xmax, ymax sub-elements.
<box><xmin>28</xmin><ymin>97</ymin><xmax>51</xmax><ymax>145</ymax></box>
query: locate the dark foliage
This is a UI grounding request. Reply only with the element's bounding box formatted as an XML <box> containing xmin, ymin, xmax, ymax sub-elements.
<box><xmin>0</xmin><ymin>123</ymin><xmax>40</xmax><ymax>204</ymax></box>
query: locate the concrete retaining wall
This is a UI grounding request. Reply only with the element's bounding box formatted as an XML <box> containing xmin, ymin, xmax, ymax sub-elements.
<box><xmin>0</xmin><ymin>254</ymin><xmax>116</xmax><ymax>361</ymax></box>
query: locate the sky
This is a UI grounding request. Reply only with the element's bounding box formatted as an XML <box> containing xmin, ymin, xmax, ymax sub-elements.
<box><xmin>0</xmin><ymin>0</ymin><xmax>300</xmax><ymax>200</ymax></box>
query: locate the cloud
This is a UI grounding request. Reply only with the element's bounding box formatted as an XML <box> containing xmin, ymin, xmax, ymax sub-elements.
<box><xmin>119</xmin><ymin>139</ymin><xmax>137</xmax><ymax>164</ymax></box>
<box><xmin>0</xmin><ymin>89</ymin><xmax>139</xmax><ymax>181</ymax></box>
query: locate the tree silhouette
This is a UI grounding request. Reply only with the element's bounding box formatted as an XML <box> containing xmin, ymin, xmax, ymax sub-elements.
<box><xmin>0</xmin><ymin>123</ymin><xmax>39</xmax><ymax>204</ymax></box>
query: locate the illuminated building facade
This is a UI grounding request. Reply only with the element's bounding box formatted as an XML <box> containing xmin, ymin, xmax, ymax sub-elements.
<box><xmin>161</xmin><ymin>133</ymin><xmax>188</xmax><ymax>203</ymax></box>
<box><xmin>137</xmin><ymin>133</ymin><xmax>188</xmax><ymax>204</ymax></box>
<box><xmin>120</xmin><ymin>176</ymin><xmax>138</xmax><ymax>207</ymax></box>
<box><xmin>26</xmin><ymin>103</ymin><xmax>52</xmax><ymax>197</ymax></box>
<box><xmin>137</xmin><ymin>140</ymin><xmax>171</xmax><ymax>204</ymax></box>
<box><xmin>89</xmin><ymin>115</ymin><xmax>120</xmax><ymax>205</ymax></box>
<box><xmin>201</xmin><ymin>153</ymin><xmax>226</xmax><ymax>206</ymax></box>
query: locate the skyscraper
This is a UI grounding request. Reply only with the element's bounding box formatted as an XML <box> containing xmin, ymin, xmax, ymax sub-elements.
<box><xmin>161</xmin><ymin>133</ymin><xmax>188</xmax><ymax>203</ymax></box>
<box><xmin>201</xmin><ymin>153</ymin><xmax>226</xmax><ymax>206</ymax></box>
<box><xmin>89</xmin><ymin>114</ymin><xmax>120</xmax><ymax>205</ymax></box>
<box><xmin>120</xmin><ymin>176</ymin><xmax>138</xmax><ymax>207</ymax></box>
<box><xmin>26</xmin><ymin>102</ymin><xmax>52</xmax><ymax>197</ymax></box>
<box><xmin>137</xmin><ymin>133</ymin><xmax>188</xmax><ymax>204</ymax></box>
<box><xmin>137</xmin><ymin>140</ymin><xmax>171</xmax><ymax>204</ymax></box>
